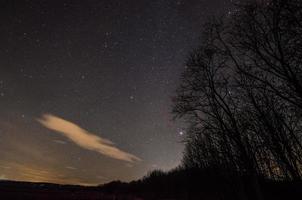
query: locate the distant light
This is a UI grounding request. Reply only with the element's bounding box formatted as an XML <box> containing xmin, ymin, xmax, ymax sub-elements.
<box><xmin>179</xmin><ymin>131</ymin><xmax>184</xmax><ymax>136</ymax></box>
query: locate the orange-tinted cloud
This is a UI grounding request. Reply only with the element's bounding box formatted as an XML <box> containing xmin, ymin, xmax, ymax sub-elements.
<box><xmin>2</xmin><ymin>162</ymin><xmax>91</xmax><ymax>185</ymax></box>
<box><xmin>37</xmin><ymin>114</ymin><xmax>141</xmax><ymax>162</ymax></box>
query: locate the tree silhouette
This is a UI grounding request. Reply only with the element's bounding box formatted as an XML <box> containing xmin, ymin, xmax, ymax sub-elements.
<box><xmin>173</xmin><ymin>0</ymin><xmax>302</xmax><ymax>198</ymax></box>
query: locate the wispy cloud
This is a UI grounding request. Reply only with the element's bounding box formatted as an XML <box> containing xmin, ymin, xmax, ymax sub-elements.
<box><xmin>37</xmin><ymin>114</ymin><xmax>141</xmax><ymax>163</ymax></box>
<box><xmin>53</xmin><ymin>139</ymin><xmax>67</xmax><ymax>145</ymax></box>
<box><xmin>65</xmin><ymin>166</ymin><xmax>77</xmax><ymax>170</ymax></box>
<box><xmin>3</xmin><ymin>162</ymin><xmax>86</xmax><ymax>185</ymax></box>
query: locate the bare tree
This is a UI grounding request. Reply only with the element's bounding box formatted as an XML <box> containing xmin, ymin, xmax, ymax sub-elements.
<box><xmin>173</xmin><ymin>0</ymin><xmax>302</xmax><ymax>199</ymax></box>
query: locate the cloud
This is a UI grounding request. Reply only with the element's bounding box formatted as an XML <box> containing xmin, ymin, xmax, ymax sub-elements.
<box><xmin>53</xmin><ymin>139</ymin><xmax>67</xmax><ymax>145</ymax></box>
<box><xmin>37</xmin><ymin>114</ymin><xmax>141</xmax><ymax>163</ymax></box>
<box><xmin>65</xmin><ymin>166</ymin><xmax>77</xmax><ymax>170</ymax></box>
<box><xmin>3</xmin><ymin>162</ymin><xmax>86</xmax><ymax>185</ymax></box>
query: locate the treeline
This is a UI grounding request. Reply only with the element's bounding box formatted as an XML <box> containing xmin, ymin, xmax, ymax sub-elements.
<box><xmin>174</xmin><ymin>0</ymin><xmax>302</xmax><ymax>181</ymax></box>
<box><xmin>172</xmin><ymin>0</ymin><xmax>302</xmax><ymax>198</ymax></box>
<box><xmin>100</xmin><ymin>167</ymin><xmax>301</xmax><ymax>200</ymax></box>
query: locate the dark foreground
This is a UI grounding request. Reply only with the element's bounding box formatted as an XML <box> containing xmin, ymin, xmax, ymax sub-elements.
<box><xmin>0</xmin><ymin>169</ymin><xmax>301</xmax><ymax>200</ymax></box>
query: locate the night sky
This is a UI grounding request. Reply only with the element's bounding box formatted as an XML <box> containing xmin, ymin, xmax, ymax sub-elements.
<box><xmin>0</xmin><ymin>0</ymin><xmax>235</xmax><ymax>185</ymax></box>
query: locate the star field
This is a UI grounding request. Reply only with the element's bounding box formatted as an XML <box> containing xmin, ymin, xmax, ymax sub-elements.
<box><xmin>0</xmin><ymin>0</ymin><xmax>235</xmax><ymax>185</ymax></box>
